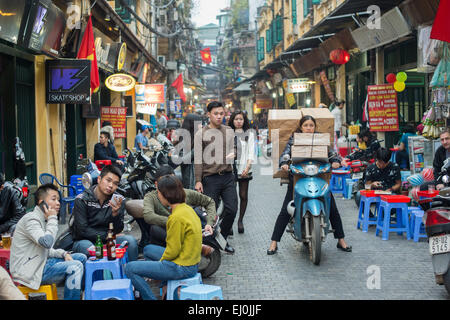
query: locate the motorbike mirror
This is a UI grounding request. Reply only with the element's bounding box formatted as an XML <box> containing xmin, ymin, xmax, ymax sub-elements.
<box><xmin>439</xmin><ymin>187</ymin><xmax>450</xmax><ymax>198</ymax></box>
<box><xmin>282</xmin><ymin>154</ymin><xmax>290</xmax><ymax>161</ymax></box>
<box><xmin>442</xmin><ymin>175</ymin><xmax>450</xmax><ymax>184</ymax></box>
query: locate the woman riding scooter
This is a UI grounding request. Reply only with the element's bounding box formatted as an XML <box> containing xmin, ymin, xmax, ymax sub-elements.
<box><xmin>267</xmin><ymin>116</ymin><xmax>352</xmax><ymax>255</ymax></box>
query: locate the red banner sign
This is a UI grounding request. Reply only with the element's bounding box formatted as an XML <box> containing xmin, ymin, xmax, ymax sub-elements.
<box><xmin>255</xmin><ymin>94</ymin><xmax>273</xmax><ymax>109</ymax></box>
<box><xmin>101</xmin><ymin>106</ymin><xmax>127</xmax><ymax>138</ymax></box>
<box><xmin>367</xmin><ymin>84</ymin><xmax>399</xmax><ymax>132</ymax></box>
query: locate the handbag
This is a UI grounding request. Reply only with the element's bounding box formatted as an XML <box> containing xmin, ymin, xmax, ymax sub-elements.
<box><xmin>430</xmin><ymin>43</ymin><xmax>450</xmax><ymax>88</ymax></box>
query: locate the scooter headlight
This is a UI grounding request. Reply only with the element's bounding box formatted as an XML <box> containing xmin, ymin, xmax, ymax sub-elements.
<box><xmin>302</xmin><ymin>164</ymin><xmax>319</xmax><ymax>176</ymax></box>
<box><xmin>82</xmin><ymin>172</ymin><xmax>92</xmax><ymax>189</ymax></box>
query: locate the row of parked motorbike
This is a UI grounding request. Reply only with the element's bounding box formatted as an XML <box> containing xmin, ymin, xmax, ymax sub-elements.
<box><xmin>74</xmin><ymin>134</ymin><xmax>224</xmax><ymax>278</ymax></box>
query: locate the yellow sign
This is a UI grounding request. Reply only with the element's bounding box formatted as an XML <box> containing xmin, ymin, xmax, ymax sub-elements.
<box><xmin>105</xmin><ymin>73</ymin><xmax>136</xmax><ymax>92</ymax></box>
<box><xmin>117</xmin><ymin>43</ymin><xmax>127</xmax><ymax>71</ymax></box>
<box><xmin>286</xmin><ymin>93</ymin><xmax>296</xmax><ymax>107</ymax></box>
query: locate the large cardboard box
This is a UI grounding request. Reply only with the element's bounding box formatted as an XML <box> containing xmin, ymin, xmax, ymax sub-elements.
<box><xmin>292</xmin><ymin>145</ymin><xmax>328</xmax><ymax>161</ymax></box>
<box><xmin>294</xmin><ymin>133</ymin><xmax>330</xmax><ymax>146</ymax></box>
<box><xmin>300</xmin><ymin>108</ymin><xmax>334</xmax><ymax>145</ymax></box>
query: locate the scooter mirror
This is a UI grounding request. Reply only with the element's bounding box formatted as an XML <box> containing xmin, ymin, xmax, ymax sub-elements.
<box><xmin>439</xmin><ymin>187</ymin><xmax>450</xmax><ymax>198</ymax></box>
<box><xmin>442</xmin><ymin>175</ymin><xmax>449</xmax><ymax>184</ymax></box>
<box><xmin>282</xmin><ymin>154</ymin><xmax>291</xmax><ymax>162</ymax></box>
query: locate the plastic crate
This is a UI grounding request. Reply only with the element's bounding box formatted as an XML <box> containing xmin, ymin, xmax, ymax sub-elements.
<box><xmin>69</xmin><ymin>175</ymin><xmax>85</xmax><ymax>197</ymax></box>
<box><xmin>88</xmin><ymin>244</ymin><xmax>127</xmax><ymax>259</ymax></box>
<box><xmin>380</xmin><ymin>195</ymin><xmax>411</xmax><ymax>203</ymax></box>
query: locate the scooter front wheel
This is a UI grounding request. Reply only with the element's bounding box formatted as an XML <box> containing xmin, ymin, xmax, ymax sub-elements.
<box><xmin>309</xmin><ymin>215</ymin><xmax>322</xmax><ymax>265</ymax></box>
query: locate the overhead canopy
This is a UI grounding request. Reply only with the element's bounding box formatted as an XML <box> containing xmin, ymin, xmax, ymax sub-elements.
<box><xmin>233</xmin><ymin>82</ymin><xmax>252</xmax><ymax>92</ymax></box>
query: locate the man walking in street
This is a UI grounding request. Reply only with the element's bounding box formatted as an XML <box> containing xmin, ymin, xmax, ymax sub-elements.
<box><xmin>194</xmin><ymin>101</ymin><xmax>238</xmax><ymax>254</ymax></box>
<box><xmin>156</xmin><ymin>109</ymin><xmax>168</xmax><ymax>131</ymax></box>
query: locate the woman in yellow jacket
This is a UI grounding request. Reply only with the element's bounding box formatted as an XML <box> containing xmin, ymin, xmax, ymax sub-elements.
<box><xmin>124</xmin><ymin>175</ymin><xmax>202</xmax><ymax>300</ymax></box>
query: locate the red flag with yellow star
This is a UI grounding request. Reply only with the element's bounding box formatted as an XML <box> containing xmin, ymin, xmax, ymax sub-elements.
<box><xmin>77</xmin><ymin>15</ymin><xmax>100</xmax><ymax>93</ymax></box>
<box><xmin>200</xmin><ymin>47</ymin><xmax>212</xmax><ymax>64</ymax></box>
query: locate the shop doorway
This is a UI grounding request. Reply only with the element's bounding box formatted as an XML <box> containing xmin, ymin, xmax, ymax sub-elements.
<box><xmin>66</xmin><ymin>104</ymin><xmax>86</xmax><ymax>180</ymax></box>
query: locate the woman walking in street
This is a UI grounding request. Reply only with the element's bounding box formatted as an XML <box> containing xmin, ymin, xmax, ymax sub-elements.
<box><xmin>229</xmin><ymin>111</ymin><xmax>255</xmax><ymax>234</ymax></box>
<box><xmin>267</xmin><ymin>115</ymin><xmax>352</xmax><ymax>255</ymax></box>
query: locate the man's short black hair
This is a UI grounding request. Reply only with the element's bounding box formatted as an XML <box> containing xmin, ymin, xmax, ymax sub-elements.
<box><xmin>375</xmin><ymin>148</ymin><xmax>392</xmax><ymax>163</ymax></box>
<box><xmin>100</xmin><ymin>131</ymin><xmax>110</xmax><ymax>140</ymax></box>
<box><xmin>207</xmin><ymin>101</ymin><xmax>223</xmax><ymax>113</ymax></box>
<box><xmin>100</xmin><ymin>165</ymin><xmax>122</xmax><ymax>180</ymax></box>
<box><xmin>155</xmin><ymin>165</ymin><xmax>175</xmax><ymax>181</ymax></box>
<box><xmin>35</xmin><ymin>183</ymin><xmax>59</xmax><ymax>206</ymax></box>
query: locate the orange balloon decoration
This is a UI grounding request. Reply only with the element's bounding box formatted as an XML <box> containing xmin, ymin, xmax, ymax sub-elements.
<box><xmin>329</xmin><ymin>49</ymin><xmax>350</xmax><ymax>65</ymax></box>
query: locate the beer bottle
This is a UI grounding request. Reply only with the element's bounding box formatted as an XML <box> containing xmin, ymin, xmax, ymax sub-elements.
<box><xmin>95</xmin><ymin>235</ymin><xmax>103</xmax><ymax>259</ymax></box>
<box><xmin>109</xmin><ymin>222</ymin><xmax>116</xmax><ymax>245</ymax></box>
<box><xmin>106</xmin><ymin>229</ymin><xmax>116</xmax><ymax>260</ymax></box>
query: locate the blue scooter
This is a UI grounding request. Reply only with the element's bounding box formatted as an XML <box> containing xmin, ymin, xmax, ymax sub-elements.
<box><xmin>286</xmin><ymin>156</ymin><xmax>332</xmax><ymax>265</ymax></box>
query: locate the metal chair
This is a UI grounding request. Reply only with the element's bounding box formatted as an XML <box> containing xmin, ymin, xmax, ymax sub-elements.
<box><xmin>38</xmin><ymin>173</ymin><xmax>76</xmax><ymax>224</ymax></box>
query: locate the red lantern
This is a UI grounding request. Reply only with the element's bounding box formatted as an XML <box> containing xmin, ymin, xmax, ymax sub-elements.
<box><xmin>329</xmin><ymin>49</ymin><xmax>350</xmax><ymax>65</ymax></box>
<box><xmin>386</xmin><ymin>73</ymin><xmax>396</xmax><ymax>84</ymax></box>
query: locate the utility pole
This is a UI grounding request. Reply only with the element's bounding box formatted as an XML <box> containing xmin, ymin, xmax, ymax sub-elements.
<box><xmin>167</xmin><ymin>5</ymin><xmax>177</xmax><ymax>117</ymax></box>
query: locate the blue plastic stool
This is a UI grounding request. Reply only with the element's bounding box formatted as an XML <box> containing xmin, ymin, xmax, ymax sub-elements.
<box><xmin>166</xmin><ymin>273</ymin><xmax>202</xmax><ymax>300</ymax></box>
<box><xmin>91</xmin><ymin>279</ymin><xmax>134</xmax><ymax>300</ymax></box>
<box><xmin>180</xmin><ymin>284</ymin><xmax>223</xmax><ymax>300</ymax></box>
<box><xmin>69</xmin><ymin>175</ymin><xmax>85</xmax><ymax>212</ymax></box>
<box><xmin>85</xmin><ymin>258</ymin><xmax>123</xmax><ymax>300</ymax></box>
<box><xmin>357</xmin><ymin>194</ymin><xmax>380</xmax><ymax>232</ymax></box>
<box><xmin>330</xmin><ymin>170</ymin><xmax>351</xmax><ymax>195</ymax></box>
<box><xmin>408</xmin><ymin>207</ymin><xmax>426</xmax><ymax>242</ymax></box>
<box><xmin>344</xmin><ymin>179</ymin><xmax>358</xmax><ymax>199</ymax></box>
<box><xmin>375</xmin><ymin>199</ymin><xmax>411</xmax><ymax>240</ymax></box>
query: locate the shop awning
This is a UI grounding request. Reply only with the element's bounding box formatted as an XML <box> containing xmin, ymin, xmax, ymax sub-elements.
<box><xmin>233</xmin><ymin>82</ymin><xmax>252</xmax><ymax>92</ymax></box>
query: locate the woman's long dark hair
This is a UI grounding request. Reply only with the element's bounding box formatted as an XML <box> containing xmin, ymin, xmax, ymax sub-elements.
<box><xmin>228</xmin><ymin>111</ymin><xmax>250</xmax><ymax>132</ymax></box>
<box><xmin>298</xmin><ymin>115</ymin><xmax>317</xmax><ymax>132</ymax></box>
<box><xmin>181</xmin><ymin>113</ymin><xmax>203</xmax><ymax>147</ymax></box>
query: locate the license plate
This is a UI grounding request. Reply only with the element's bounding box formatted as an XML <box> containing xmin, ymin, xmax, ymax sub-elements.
<box><xmin>429</xmin><ymin>234</ymin><xmax>450</xmax><ymax>255</ymax></box>
<box><xmin>352</xmin><ymin>172</ymin><xmax>363</xmax><ymax>180</ymax></box>
<box><xmin>215</xmin><ymin>232</ymin><xmax>227</xmax><ymax>250</ymax></box>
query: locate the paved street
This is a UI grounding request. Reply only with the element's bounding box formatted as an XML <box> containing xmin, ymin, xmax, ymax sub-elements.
<box><xmin>197</xmin><ymin>159</ymin><xmax>450</xmax><ymax>300</ymax></box>
<box><xmin>57</xmin><ymin>158</ymin><xmax>450</xmax><ymax>300</ymax></box>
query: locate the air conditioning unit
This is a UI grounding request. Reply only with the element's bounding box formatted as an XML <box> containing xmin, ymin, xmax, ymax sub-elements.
<box><xmin>157</xmin><ymin>55</ymin><xmax>166</xmax><ymax>66</ymax></box>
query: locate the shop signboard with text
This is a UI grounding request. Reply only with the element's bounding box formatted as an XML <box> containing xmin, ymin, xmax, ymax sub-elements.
<box><xmin>367</xmin><ymin>84</ymin><xmax>399</xmax><ymax>132</ymax></box>
<box><xmin>100</xmin><ymin>106</ymin><xmax>127</xmax><ymax>138</ymax></box>
<box><xmin>255</xmin><ymin>94</ymin><xmax>273</xmax><ymax>109</ymax></box>
<box><xmin>286</xmin><ymin>79</ymin><xmax>310</xmax><ymax>93</ymax></box>
<box><xmin>45</xmin><ymin>59</ymin><xmax>91</xmax><ymax>104</ymax></box>
<box><xmin>135</xmin><ymin>83</ymin><xmax>166</xmax><ymax>104</ymax></box>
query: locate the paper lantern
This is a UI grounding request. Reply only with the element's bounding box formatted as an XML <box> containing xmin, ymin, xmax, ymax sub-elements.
<box><xmin>421</xmin><ymin>168</ymin><xmax>435</xmax><ymax>181</ymax></box>
<box><xmin>329</xmin><ymin>49</ymin><xmax>350</xmax><ymax>65</ymax></box>
<box><xmin>386</xmin><ymin>73</ymin><xmax>396</xmax><ymax>84</ymax></box>
<box><xmin>396</xmin><ymin>72</ymin><xmax>407</xmax><ymax>82</ymax></box>
<box><xmin>394</xmin><ymin>81</ymin><xmax>406</xmax><ymax>92</ymax></box>
<box><xmin>407</xmin><ymin>174</ymin><xmax>424</xmax><ymax>186</ymax></box>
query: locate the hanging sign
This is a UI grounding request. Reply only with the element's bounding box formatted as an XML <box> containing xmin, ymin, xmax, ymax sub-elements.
<box><xmin>117</xmin><ymin>42</ymin><xmax>127</xmax><ymax>71</ymax></box>
<box><xmin>367</xmin><ymin>84</ymin><xmax>399</xmax><ymax>132</ymax></box>
<box><xmin>136</xmin><ymin>104</ymin><xmax>158</xmax><ymax>115</ymax></box>
<box><xmin>45</xmin><ymin>59</ymin><xmax>91</xmax><ymax>104</ymax></box>
<box><xmin>320</xmin><ymin>71</ymin><xmax>335</xmax><ymax>101</ymax></box>
<box><xmin>255</xmin><ymin>94</ymin><xmax>273</xmax><ymax>109</ymax></box>
<box><xmin>135</xmin><ymin>83</ymin><xmax>166</xmax><ymax>104</ymax></box>
<box><xmin>105</xmin><ymin>73</ymin><xmax>136</xmax><ymax>92</ymax></box>
<box><xmin>286</xmin><ymin>78</ymin><xmax>310</xmax><ymax>93</ymax></box>
<box><xmin>100</xmin><ymin>106</ymin><xmax>127</xmax><ymax>138</ymax></box>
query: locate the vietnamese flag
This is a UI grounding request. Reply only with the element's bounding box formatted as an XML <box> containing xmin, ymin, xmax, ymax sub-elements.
<box><xmin>77</xmin><ymin>15</ymin><xmax>100</xmax><ymax>93</ymax></box>
<box><xmin>200</xmin><ymin>47</ymin><xmax>212</xmax><ymax>64</ymax></box>
<box><xmin>171</xmin><ymin>73</ymin><xmax>186</xmax><ymax>102</ymax></box>
<box><xmin>430</xmin><ymin>0</ymin><xmax>450</xmax><ymax>43</ymax></box>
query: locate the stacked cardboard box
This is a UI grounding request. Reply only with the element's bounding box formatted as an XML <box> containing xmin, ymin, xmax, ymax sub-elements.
<box><xmin>268</xmin><ymin>108</ymin><xmax>334</xmax><ymax>179</ymax></box>
<box><xmin>291</xmin><ymin>133</ymin><xmax>330</xmax><ymax>162</ymax></box>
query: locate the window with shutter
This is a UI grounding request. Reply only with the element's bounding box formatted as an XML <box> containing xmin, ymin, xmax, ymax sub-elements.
<box><xmin>276</xmin><ymin>15</ymin><xmax>283</xmax><ymax>42</ymax></box>
<box><xmin>303</xmin><ymin>0</ymin><xmax>309</xmax><ymax>18</ymax></box>
<box><xmin>266</xmin><ymin>29</ymin><xmax>271</xmax><ymax>52</ymax></box>
<box><xmin>312</xmin><ymin>0</ymin><xmax>321</xmax><ymax>4</ymax></box>
<box><xmin>272</xmin><ymin>21</ymin><xmax>278</xmax><ymax>47</ymax></box>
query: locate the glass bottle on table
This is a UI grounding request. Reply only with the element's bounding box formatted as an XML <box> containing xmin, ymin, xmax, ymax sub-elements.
<box><xmin>109</xmin><ymin>222</ymin><xmax>116</xmax><ymax>245</ymax></box>
<box><xmin>106</xmin><ymin>228</ymin><xmax>116</xmax><ymax>261</ymax></box>
<box><xmin>95</xmin><ymin>235</ymin><xmax>103</xmax><ymax>260</ymax></box>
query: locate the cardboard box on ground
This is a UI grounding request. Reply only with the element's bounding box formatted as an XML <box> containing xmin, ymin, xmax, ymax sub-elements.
<box><xmin>268</xmin><ymin>108</ymin><xmax>334</xmax><ymax>179</ymax></box>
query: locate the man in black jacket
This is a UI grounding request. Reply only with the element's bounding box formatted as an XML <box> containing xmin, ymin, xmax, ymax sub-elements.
<box><xmin>0</xmin><ymin>173</ymin><xmax>26</xmax><ymax>234</ymax></box>
<box><xmin>432</xmin><ymin>128</ymin><xmax>450</xmax><ymax>190</ymax></box>
<box><xmin>94</xmin><ymin>131</ymin><xmax>124</xmax><ymax>169</ymax></box>
<box><xmin>71</xmin><ymin>165</ymin><xmax>138</xmax><ymax>261</ymax></box>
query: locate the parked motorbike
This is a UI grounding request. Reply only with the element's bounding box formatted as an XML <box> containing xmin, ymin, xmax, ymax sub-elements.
<box><xmin>284</xmin><ymin>154</ymin><xmax>332</xmax><ymax>265</ymax></box>
<box><xmin>11</xmin><ymin>137</ymin><xmax>29</xmax><ymax>208</ymax></box>
<box><xmin>418</xmin><ymin>188</ymin><xmax>450</xmax><ymax>294</ymax></box>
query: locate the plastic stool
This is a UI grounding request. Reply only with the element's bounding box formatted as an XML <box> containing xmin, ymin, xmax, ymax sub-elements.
<box><xmin>91</xmin><ymin>279</ymin><xmax>134</xmax><ymax>300</ymax></box>
<box><xmin>166</xmin><ymin>273</ymin><xmax>202</xmax><ymax>300</ymax></box>
<box><xmin>408</xmin><ymin>207</ymin><xmax>426</xmax><ymax>242</ymax></box>
<box><xmin>357</xmin><ymin>194</ymin><xmax>380</xmax><ymax>232</ymax></box>
<box><xmin>180</xmin><ymin>284</ymin><xmax>223</xmax><ymax>300</ymax></box>
<box><xmin>330</xmin><ymin>170</ymin><xmax>351</xmax><ymax>195</ymax></box>
<box><xmin>95</xmin><ymin>160</ymin><xmax>112</xmax><ymax>170</ymax></box>
<box><xmin>344</xmin><ymin>179</ymin><xmax>357</xmax><ymax>199</ymax></box>
<box><xmin>18</xmin><ymin>284</ymin><xmax>58</xmax><ymax>300</ymax></box>
<box><xmin>375</xmin><ymin>195</ymin><xmax>411</xmax><ymax>240</ymax></box>
<box><xmin>85</xmin><ymin>258</ymin><xmax>123</xmax><ymax>300</ymax></box>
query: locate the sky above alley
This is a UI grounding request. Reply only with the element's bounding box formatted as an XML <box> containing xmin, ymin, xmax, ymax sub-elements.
<box><xmin>191</xmin><ymin>0</ymin><xmax>229</xmax><ymax>28</ymax></box>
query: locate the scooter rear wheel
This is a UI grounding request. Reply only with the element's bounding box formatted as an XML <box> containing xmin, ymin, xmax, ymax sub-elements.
<box><xmin>309</xmin><ymin>215</ymin><xmax>322</xmax><ymax>265</ymax></box>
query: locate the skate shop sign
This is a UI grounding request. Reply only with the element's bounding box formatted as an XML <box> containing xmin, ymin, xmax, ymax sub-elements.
<box><xmin>45</xmin><ymin>59</ymin><xmax>91</xmax><ymax>104</ymax></box>
<box><xmin>101</xmin><ymin>106</ymin><xmax>127</xmax><ymax>138</ymax></box>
